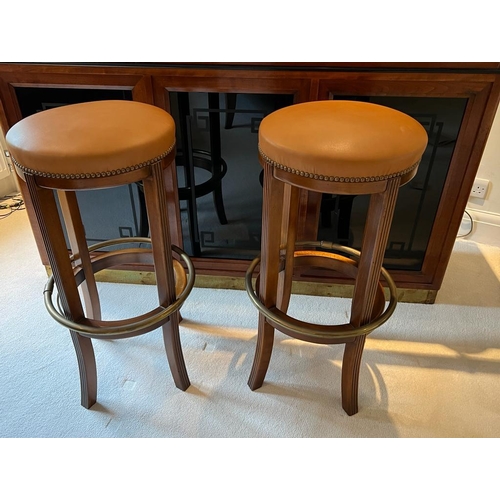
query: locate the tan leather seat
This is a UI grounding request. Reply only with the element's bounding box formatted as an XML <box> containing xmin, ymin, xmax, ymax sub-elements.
<box><xmin>258</xmin><ymin>100</ymin><xmax>428</xmax><ymax>182</ymax></box>
<box><xmin>6</xmin><ymin>100</ymin><xmax>175</xmax><ymax>181</ymax></box>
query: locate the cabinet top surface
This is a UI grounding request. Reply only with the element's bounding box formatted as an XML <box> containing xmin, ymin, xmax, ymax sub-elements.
<box><xmin>1</xmin><ymin>62</ymin><xmax>500</xmax><ymax>72</ymax></box>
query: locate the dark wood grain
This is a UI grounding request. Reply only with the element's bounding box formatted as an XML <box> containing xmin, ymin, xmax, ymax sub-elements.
<box><xmin>58</xmin><ymin>191</ymin><xmax>101</xmax><ymax>320</ymax></box>
<box><xmin>342</xmin><ymin>177</ymin><xmax>401</xmax><ymax>415</ymax></box>
<box><xmin>248</xmin><ymin>163</ymin><xmax>284</xmax><ymax>390</ymax></box>
<box><xmin>276</xmin><ymin>183</ymin><xmax>300</xmax><ymax>313</ymax></box>
<box><xmin>143</xmin><ymin>159</ymin><xmax>190</xmax><ymax>390</ymax></box>
<box><xmin>25</xmin><ymin>174</ymin><xmax>97</xmax><ymax>408</ymax></box>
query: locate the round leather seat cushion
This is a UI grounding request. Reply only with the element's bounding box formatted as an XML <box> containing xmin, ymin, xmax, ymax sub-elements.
<box><xmin>6</xmin><ymin>100</ymin><xmax>176</xmax><ymax>177</ymax></box>
<box><xmin>258</xmin><ymin>100</ymin><xmax>428</xmax><ymax>181</ymax></box>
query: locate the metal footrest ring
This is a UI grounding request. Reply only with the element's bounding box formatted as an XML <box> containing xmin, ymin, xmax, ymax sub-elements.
<box><xmin>245</xmin><ymin>241</ymin><xmax>397</xmax><ymax>343</ymax></box>
<box><xmin>44</xmin><ymin>238</ymin><xmax>195</xmax><ymax>339</ymax></box>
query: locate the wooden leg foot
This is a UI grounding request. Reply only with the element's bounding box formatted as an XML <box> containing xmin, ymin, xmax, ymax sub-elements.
<box><xmin>341</xmin><ymin>335</ymin><xmax>366</xmax><ymax>416</ymax></box>
<box><xmin>248</xmin><ymin>314</ymin><xmax>275</xmax><ymax>390</ymax></box>
<box><xmin>163</xmin><ymin>311</ymin><xmax>190</xmax><ymax>391</ymax></box>
<box><xmin>71</xmin><ymin>332</ymin><xmax>97</xmax><ymax>409</ymax></box>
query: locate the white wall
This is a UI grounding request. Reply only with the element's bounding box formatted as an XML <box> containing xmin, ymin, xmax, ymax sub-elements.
<box><xmin>0</xmin><ymin>125</ymin><xmax>19</xmax><ymax>198</ymax></box>
<box><xmin>465</xmin><ymin>105</ymin><xmax>500</xmax><ymax>245</ymax></box>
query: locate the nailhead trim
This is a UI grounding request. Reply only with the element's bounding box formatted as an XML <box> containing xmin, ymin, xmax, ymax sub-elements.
<box><xmin>259</xmin><ymin>147</ymin><xmax>420</xmax><ymax>183</ymax></box>
<box><xmin>12</xmin><ymin>142</ymin><xmax>175</xmax><ymax>180</ymax></box>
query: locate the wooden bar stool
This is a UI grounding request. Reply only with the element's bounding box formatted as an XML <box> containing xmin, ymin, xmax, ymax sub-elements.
<box><xmin>6</xmin><ymin>100</ymin><xmax>195</xmax><ymax>409</ymax></box>
<box><xmin>246</xmin><ymin>100</ymin><xmax>428</xmax><ymax>415</ymax></box>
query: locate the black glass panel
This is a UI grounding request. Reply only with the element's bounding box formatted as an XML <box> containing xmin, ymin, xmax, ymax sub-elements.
<box><xmin>318</xmin><ymin>96</ymin><xmax>468</xmax><ymax>271</ymax></box>
<box><xmin>15</xmin><ymin>87</ymin><xmax>132</xmax><ymax>117</ymax></box>
<box><xmin>14</xmin><ymin>87</ymin><xmax>467</xmax><ymax>272</ymax></box>
<box><xmin>168</xmin><ymin>91</ymin><xmax>294</xmax><ymax>259</ymax></box>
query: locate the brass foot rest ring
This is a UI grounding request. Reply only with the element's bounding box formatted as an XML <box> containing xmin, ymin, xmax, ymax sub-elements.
<box><xmin>245</xmin><ymin>241</ymin><xmax>397</xmax><ymax>343</ymax></box>
<box><xmin>44</xmin><ymin>238</ymin><xmax>195</xmax><ymax>339</ymax></box>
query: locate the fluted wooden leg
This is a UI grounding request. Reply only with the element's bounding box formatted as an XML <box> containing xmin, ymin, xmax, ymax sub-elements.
<box><xmin>163</xmin><ymin>160</ymin><xmax>183</xmax><ymax>250</ymax></box>
<box><xmin>58</xmin><ymin>191</ymin><xmax>101</xmax><ymax>320</ymax></box>
<box><xmin>162</xmin><ymin>161</ymin><xmax>186</xmax><ymax>324</ymax></box>
<box><xmin>342</xmin><ymin>177</ymin><xmax>401</xmax><ymax>415</ymax></box>
<box><xmin>276</xmin><ymin>184</ymin><xmax>300</xmax><ymax>314</ymax></box>
<box><xmin>161</xmin><ymin>312</ymin><xmax>189</xmax><ymax>390</ymax></box>
<box><xmin>341</xmin><ymin>336</ymin><xmax>366</xmax><ymax>416</ymax></box>
<box><xmin>70</xmin><ymin>331</ymin><xmax>97</xmax><ymax>408</ymax></box>
<box><xmin>143</xmin><ymin>160</ymin><xmax>190</xmax><ymax>390</ymax></box>
<box><xmin>248</xmin><ymin>165</ymin><xmax>284</xmax><ymax>390</ymax></box>
<box><xmin>57</xmin><ymin>191</ymin><xmax>99</xmax><ymax>407</ymax></box>
<box><xmin>248</xmin><ymin>314</ymin><xmax>275</xmax><ymax>390</ymax></box>
<box><xmin>25</xmin><ymin>175</ymin><xmax>97</xmax><ymax>408</ymax></box>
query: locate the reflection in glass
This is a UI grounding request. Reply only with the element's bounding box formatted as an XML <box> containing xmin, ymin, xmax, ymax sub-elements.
<box><xmin>13</xmin><ymin>87</ymin><xmax>468</xmax><ymax>272</ymax></box>
<box><xmin>168</xmin><ymin>92</ymin><xmax>294</xmax><ymax>259</ymax></box>
<box><xmin>318</xmin><ymin>96</ymin><xmax>468</xmax><ymax>271</ymax></box>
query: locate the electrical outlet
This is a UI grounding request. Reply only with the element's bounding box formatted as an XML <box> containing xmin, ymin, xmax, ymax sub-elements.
<box><xmin>470</xmin><ymin>178</ymin><xmax>489</xmax><ymax>199</ymax></box>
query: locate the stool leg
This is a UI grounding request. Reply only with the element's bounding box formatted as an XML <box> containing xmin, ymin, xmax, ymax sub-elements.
<box><xmin>70</xmin><ymin>331</ymin><xmax>97</xmax><ymax>408</ymax></box>
<box><xmin>248</xmin><ymin>165</ymin><xmax>284</xmax><ymax>390</ymax></box>
<box><xmin>162</xmin><ymin>160</ymin><xmax>186</xmax><ymax>323</ymax></box>
<box><xmin>276</xmin><ymin>183</ymin><xmax>300</xmax><ymax>314</ymax></box>
<box><xmin>143</xmin><ymin>161</ymin><xmax>190</xmax><ymax>391</ymax></box>
<box><xmin>24</xmin><ymin>175</ymin><xmax>97</xmax><ymax>408</ymax></box>
<box><xmin>57</xmin><ymin>191</ymin><xmax>101</xmax><ymax>320</ymax></box>
<box><xmin>342</xmin><ymin>177</ymin><xmax>400</xmax><ymax>415</ymax></box>
<box><xmin>163</xmin><ymin>159</ymin><xmax>183</xmax><ymax>250</ymax></box>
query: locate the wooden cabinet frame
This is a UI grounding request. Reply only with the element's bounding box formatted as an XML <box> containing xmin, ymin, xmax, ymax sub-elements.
<box><xmin>1</xmin><ymin>63</ymin><xmax>499</xmax><ymax>300</ymax></box>
<box><xmin>151</xmin><ymin>73</ymin><xmax>312</xmax><ymax>276</ymax></box>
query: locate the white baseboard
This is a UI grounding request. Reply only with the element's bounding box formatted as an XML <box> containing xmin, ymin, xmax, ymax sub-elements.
<box><xmin>460</xmin><ymin>208</ymin><xmax>500</xmax><ymax>246</ymax></box>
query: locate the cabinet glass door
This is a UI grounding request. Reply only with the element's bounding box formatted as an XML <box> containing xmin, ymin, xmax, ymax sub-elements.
<box><xmin>317</xmin><ymin>96</ymin><xmax>468</xmax><ymax>271</ymax></box>
<box><xmin>168</xmin><ymin>91</ymin><xmax>294</xmax><ymax>259</ymax></box>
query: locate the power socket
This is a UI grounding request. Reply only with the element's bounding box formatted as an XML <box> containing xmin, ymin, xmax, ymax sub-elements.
<box><xmin>470</xmin><ymin>178</ymin><xmax>489</xmax><ymax>199</ymax></box>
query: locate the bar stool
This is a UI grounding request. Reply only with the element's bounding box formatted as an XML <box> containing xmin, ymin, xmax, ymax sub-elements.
<box><xmin>245</xmin><ymin>100</ymin><xmax>428</xmax><ymax>415</ymax></box>
<box><xmin>6</xmin><ymin>100</ymin><xmax>195</xmax><ymax>409</ymax></box>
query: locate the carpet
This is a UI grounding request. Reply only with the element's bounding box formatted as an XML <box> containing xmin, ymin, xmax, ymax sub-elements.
<box><xmin>1</xmin><ymin>208</ymin><xmax>499</xmax><ymax>439</ymax></box>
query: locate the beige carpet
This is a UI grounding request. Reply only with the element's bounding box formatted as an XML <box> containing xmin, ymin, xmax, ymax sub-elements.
<box><xmin>1</xmin><ymin>207</ymin><xmax>500</xmax><ymax>439</ymax></box>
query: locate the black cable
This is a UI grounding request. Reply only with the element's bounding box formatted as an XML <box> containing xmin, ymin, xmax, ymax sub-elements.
<box><xmin>0</xmin><ymin>194</ymin><xmax>25</xmax><ymax>220</ymax></box>
<box><xmin>457</xmin><ymin>209</ymin><xmax>474</xmax><ymax>238</ymax></box>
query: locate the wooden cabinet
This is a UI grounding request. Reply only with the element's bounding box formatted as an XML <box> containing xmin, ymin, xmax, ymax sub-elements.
<box><xmin>1</xmin><ymin>63</ymin><xmax>499</xmax><ymax>303</ymax></box>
